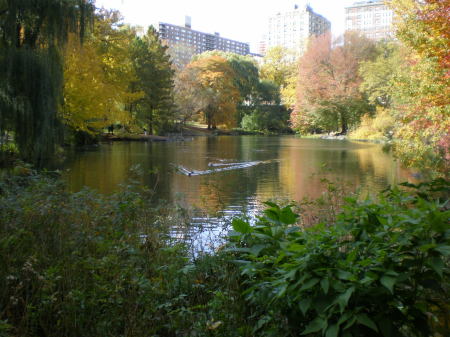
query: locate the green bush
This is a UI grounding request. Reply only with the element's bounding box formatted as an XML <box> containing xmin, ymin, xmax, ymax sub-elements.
<box><xmin>0</xmin><ymin>169</ymin><xmax>250</xmax><ymax>337</ymax></box>
<box><xmin>240</xmin><ymin>106</ymin><xmax>291</xmax><ymax>133</ymax></box>
<box><xmin>228</xmin><ymin>180</ymin><xmax>449</xmax><ymax>337</ymax></box>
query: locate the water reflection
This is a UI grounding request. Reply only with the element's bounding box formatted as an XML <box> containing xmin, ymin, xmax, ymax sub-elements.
<box><xmin>63</xmin><ymin>136</ymin><xmax>415</xmax><ymax>214</ymax></box>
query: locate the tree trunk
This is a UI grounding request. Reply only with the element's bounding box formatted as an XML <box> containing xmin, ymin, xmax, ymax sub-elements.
<box><xmin>148</xmin><ymin>109</ymin><xmax>153</xmax><ymax>134</ymax></box>
<box><xmin>340</xmin><ymin>115</ymin><xmax>348</xmax><ymax>135</ymax></box>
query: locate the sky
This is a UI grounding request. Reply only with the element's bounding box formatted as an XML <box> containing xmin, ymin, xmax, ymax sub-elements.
<box><xmin>95</xmin><ymin>0</ymin><xmax>356</xmax><ymax>52</ymax></box>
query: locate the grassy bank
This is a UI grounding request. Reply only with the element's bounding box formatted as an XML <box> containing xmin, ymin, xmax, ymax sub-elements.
<box><xmin>0</xmin><ymin>169</ymin><xmax>448</xmax><ymax>336</ymax></box>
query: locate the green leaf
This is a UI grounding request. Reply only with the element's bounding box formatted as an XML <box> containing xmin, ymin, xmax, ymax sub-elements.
<box><xmin>326</xmin><ymin>324</ymin><xmax>339</xmax><ymax>337</ymax></box>
<box><xmin>232</xmin><ymin>218</ymin><xmax>251</xmax><ymax>234</ymax></box>
<box><xmin>286</xmin><ymin>243</ymin><xmax>305</xmax><ymax>253</ymax></box>
<box><xmin>419</xmin><ymin>243</ymin><xmax>437</xmax><ymax>252</ymax></box>
<box><xmin>264</xmin><ymin>208</ymin><xmax>281</xmax><ymax>224</ymax></box>
<box><xmin>279</xmin><ymin>206</ymin><xmax>298</xmax><ymax>224</ymax></box>
<box><xmin>356</xmin><ymin>314</ymin><xmax>378</xmax><ymax>332</ymax></box>
<box><xmin>380</xmin><ymin>275</ymin><xmax>396</xmax><ymax>293</ymax></box>
<box><xmin>434</xmin><ymin>245</ymin><xmax>450</xmax><ymax>256</ymax></box>
<box><xmin>343</xmin><ymin>316</ymin><xmax>357</xmax><ymax>330</ymax></box>
<box><xmin>427</xmin><ymin>257</ymin><xmax>444</xmax><ymax>277</ymax></box>
<box><xmin>337</xmin><ymin>312</ymin><xmax>352</xmax><ymax>326</ymax></box>
<box><xmin>299</xmin><ymin>297</ymin><xmax>312</xmax><ymax>315</ymax></box>
<box><xmin>337</xmin><ymin>270</ymin><xmax>353</xmax><ymax>280</ymax></box>
<box><xmin>300</xmin><ymin>278</ymin><xmax>320</xmax><ymax>291</ymax></box>
<box><xmin>249</xmin><ymin>244</ymin><xmax>267</xmax><ymax>256</ymax></box>
<box><xmin>301</xmin><ymin>317</ymin><xmax>327</xmax><ymax>335</ymax></box>
<box><xmin>337</xmin><ymin>287</ymin><xmax>354</xmax><ymax>312</ymax></box>
<box><xmin>253</xmin><ymin>315</ymin><xmax>271</xmax><ymax>332</ymax></box>
<box><xmin>275</xmin><ymin>283</ymin><xmax>288</xmax><ymax>298</ymax></box>
<box><xmin>346</xmin><ymin>250</ymin><xmax>357</xmax><ymax>262</ymax></box>
<box><xmin>264</xmin><ymin>201</ymin><xmax>278</xmax><ymax>208</ymax></box>
<box><xmin>321</xmin><ymin>278</ymin><xmax>330</xmax><ymax>294</ymax></box>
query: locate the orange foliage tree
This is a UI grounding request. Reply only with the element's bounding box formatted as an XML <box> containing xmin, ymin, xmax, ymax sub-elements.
<box><xmin>291</xmin><ymin>32</ymin><xmax>376</xmax><ymax>134</ymax></box>
<box><xmin>181</xmin><ymin>55</ymin><xmax>240</xmax><ymax>129</ymax></box>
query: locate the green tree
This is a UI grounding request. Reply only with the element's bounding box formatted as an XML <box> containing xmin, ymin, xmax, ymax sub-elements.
<box><xmin>0</xmin><ymin>0</ymin><xmax>94</xmax><ymax>165</ymax></box>
<box><xmin>131</xmin><ymin>27</ymin><xmax>175</xmax><ymax>135</ymax></box>
<box><xmin>359</xmin><ymin>41</ymin><xmax>404</xmax><ymax>108</ymax></box>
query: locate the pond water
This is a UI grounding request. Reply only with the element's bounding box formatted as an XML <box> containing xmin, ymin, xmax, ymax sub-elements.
<box><xmin>63</xmin><ymin>136</ymin><xmax>414</xmax><ymax>218</ymax></box>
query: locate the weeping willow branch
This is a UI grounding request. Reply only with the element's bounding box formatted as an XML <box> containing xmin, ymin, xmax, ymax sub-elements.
<box><xmin>0</xmin><ymin>0</ymin><xmax>94</xmax><ymax>166</ymax></box>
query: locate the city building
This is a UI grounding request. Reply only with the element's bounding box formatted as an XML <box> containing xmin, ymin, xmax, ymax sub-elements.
<box><xmin>258</xmin><ymin>38</ymin><xmax>267</xmax><ymax>56</ymax></box>
<box><xmin>345</xmin><ymin>0</ymin><xmax>394</xmax><ymax>40</ymax></box>
<box><xmin>158</xmin><ymin>16</ymin><xmax>250</xmax><ymax>68</ymax></box>
<box><xmin>264</xmin><ymin>3</ymin><xmax>331</xmax><ymax>56</ymax></box>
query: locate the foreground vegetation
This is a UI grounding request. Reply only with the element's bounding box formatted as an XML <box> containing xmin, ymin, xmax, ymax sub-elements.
<box><xmin>0</xmin><ymin>169</ymin><xmax>448</xmax><ymax>337</ymax></box>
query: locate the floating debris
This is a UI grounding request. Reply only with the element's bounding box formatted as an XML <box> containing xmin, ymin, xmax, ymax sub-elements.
<box><xmin>175</xmin><ymin>160</ymin><xmax>278</xmax><ymax>176</ymax></box>
<box><xmin>208</xmin><ymin>162</ymin><xmax>243</xmax><ymax>167</ymax></box>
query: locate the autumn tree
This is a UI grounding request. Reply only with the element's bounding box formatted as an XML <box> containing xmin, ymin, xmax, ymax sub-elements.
<box><xmin>260</xmin><ymin>46</ymin><xmax>297</xmax><ymax>107</ymax></box>
<box><xmin>62</xmin><ymin>10</ymin><xmax>141</xmax><ymax>144</ymax></box>
<box><xmin>192</xmin><ymin>51</ymin><xmax>260</xmax><ymax>107</ymax></box>
<box><xmin>0</xmin><ymin>0</ymin><xmax>94</xmax><ymax>165</ymax></box>
<box><xmin>359</xmin><ymin>41</ymin><xmax>405</xmax><ymax>108</ymax></box>
<box><xmin>182</xmin><ymin>55</ymin><xmax>240</xmax><ymax>129</ymax></box>
<box><xmin>174</xmin><ymin>66</ymin><xmax>209</xmax><ymax>124</ymax></box>
<box><xmin>292</xmin><ymin>32</ymin><xmax>376</xmax><ymax>134</ymax></box>
<box><xmin>387</xmin><ymin>0</ymin><xmax>450</xmax><ymax>173</ymax></box>
<box><xmin>131</xmin><ymin>27</ymin><xmax>175</xmax><ymax>134</ymax></box>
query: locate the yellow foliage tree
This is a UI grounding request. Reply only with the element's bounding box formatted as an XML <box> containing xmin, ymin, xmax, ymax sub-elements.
<box><xmin>62</xmin><ymin>11</ymin><xmax>142</xmax><ymax>137</ymax></box>
<box><xmin>388</xmin><ymin>0</ymin><xmax>450</xmax><ymax>173</ymax></box>
<box><xmin>185</xmin><ymin>55</ymin><xmax>240</xmax><ymax>129</ymax></box>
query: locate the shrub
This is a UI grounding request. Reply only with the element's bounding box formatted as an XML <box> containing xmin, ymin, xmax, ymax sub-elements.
<box><xmin>228</xmin><ymin>180</ymin><xmax>449</xmax><ymax>336</ymax></box>
<box><xmin>349</xmin><ymin>108</ymin><xmax>395</xmax><ymax>141</ymax></box>
<box><xmin>0</xmin><ymin>169</ymin><xmax>250</xmax><ymax>336</ymax></box>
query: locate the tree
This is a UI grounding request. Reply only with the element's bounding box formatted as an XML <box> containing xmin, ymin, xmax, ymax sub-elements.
<box><xmin>359</xmin><ymin>41</ymin><xmax>405</xmax><ymax>107</ymax></box>
<box><xmin>183</xmin><ymin>55</ymin><xmax>240</xmax><ymax>129</ymax></box>
<box><xmin>292</xmin><ymin>32</ymin><xmax>376</xmax><ymax>134</ymax></box>
<box><xmin>174</xmin><ymin>66</ymin><xmax>209</xmax><ymax>125</ymax></box>
<box><xmin>62</xmin><ymin>10</ymin><xmax>142</xmax><ymax>143</ymax></box>
<box><xmin>131</xmin><ymin>27</ymin><xmax>175</xmax><ymax>134</ymax></box>
<box><xmin>192</xmin><ymin>51</ymin><xmax>261</xmax><ymax>127</ymax></box>
<box><xmin>386</xmin><ymin>0</ymin><xmax>450</xmax><ymax>173</ymax></box>
<box><xmin>0</xmin><ymin>0</ymin><xmax>94</xmax><ymax>165</ymax></box>
<box><xmin>260</xmin><ymin>46</ymin><xmax>297</xmax><ymax>106</ymax></box>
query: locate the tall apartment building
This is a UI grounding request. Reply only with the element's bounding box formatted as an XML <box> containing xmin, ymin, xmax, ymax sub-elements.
<box><xmin>264</xmin><ymin>3</ymin><xmax>331</xmax><ymax>56</ymax></box>
<box><xmin>345</xmin><ymin>0</ymin><xmax>394</xmax><ymax>40</ymax></box>
<box><xmin>158</xmin><ymin>17</ymin><xmax>250</xmax><ymax>68</ymax></box>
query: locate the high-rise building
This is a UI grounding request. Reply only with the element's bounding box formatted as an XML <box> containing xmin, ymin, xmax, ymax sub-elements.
<box><xmin>158</xmin><ymin>17</ymin><xmax>250</xmax><ymax>68</ymax></box>
<box><xmin>345</xmin><ymin>1</ymin><xmax>394</xmax><ymax>40</ymax></box>
<box><xmin>264</xmin><ymin>3</ymin><xmax>331</xmax><ymax>56</ymax></box>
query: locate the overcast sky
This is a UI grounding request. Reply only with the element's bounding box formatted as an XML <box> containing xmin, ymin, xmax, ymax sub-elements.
<box><xmin>95</xmin><ymin>0</ymin><xmax>356</xmax><ymax>52</ymax></box>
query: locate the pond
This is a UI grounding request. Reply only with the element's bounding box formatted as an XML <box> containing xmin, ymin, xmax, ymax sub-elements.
<box><xmin>63</xmin><ymin>136</ymin><xmax>414</xmax><ymax>219</ymax></box>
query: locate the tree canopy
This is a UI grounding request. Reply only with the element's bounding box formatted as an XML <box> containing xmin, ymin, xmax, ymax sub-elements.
<box><xmin>130</xmin><ymin>26</ymin><xmax>175</xmax><ymax>134</ymax></box>
<box><xmin>181</xmin><ymin>55</ymin><xmax>240</xmax><ymax>129</ymax></box>
<box><xmin>62</xmin><ymin>10</ymin><xmax>142</xmax><ymax>141</ymax></box>
<box><xmin>0</xmin><ymin>0</ymin><xmax>94</xmax><ymax>165</ymax></box>
<box><xmin>292</xmin><ymin>32</ymin><xmax>376</xmax><ymax>134</ymax></box>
